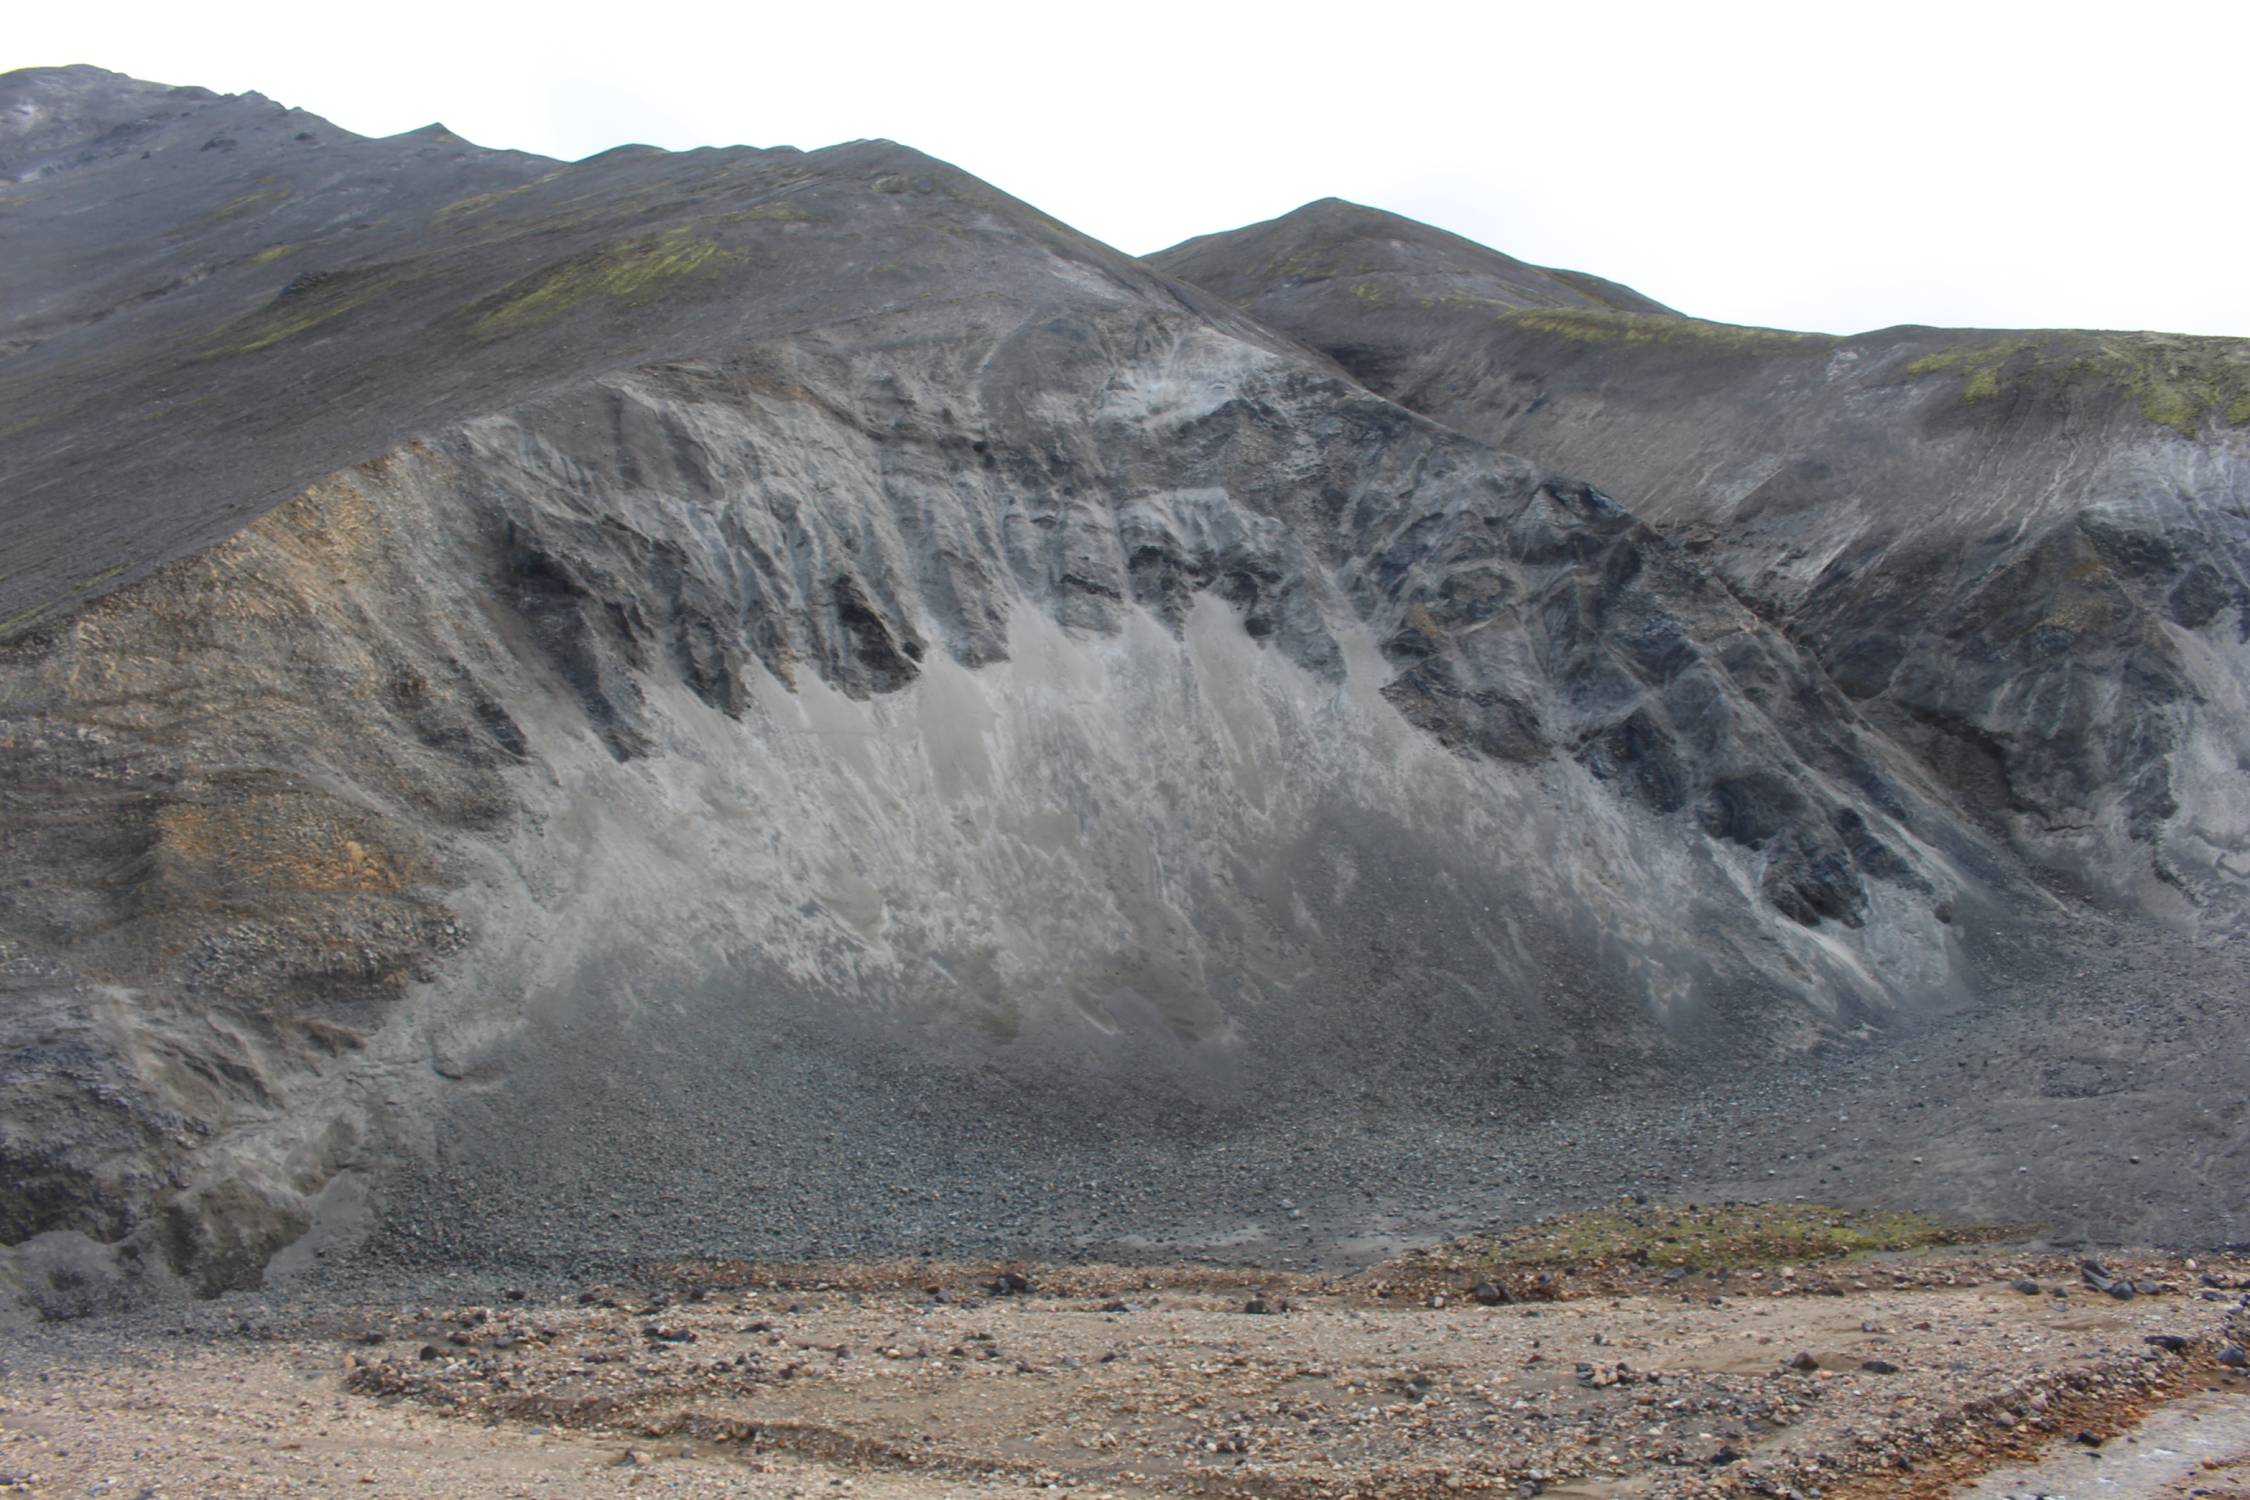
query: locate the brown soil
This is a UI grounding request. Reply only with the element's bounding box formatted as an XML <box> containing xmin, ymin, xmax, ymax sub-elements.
<box><xmin>5</xmin><ymin>1250</ymin><xmax>2246</xmax><ymax>1498</ymax></box>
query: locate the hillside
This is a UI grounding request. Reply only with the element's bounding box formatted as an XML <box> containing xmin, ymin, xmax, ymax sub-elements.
<box><xmin>2</xmin><ymin>68</ymin><xmax>2245</xmax><ymax>1319</ymax></box>
<box><xmin>1153</xmin><ymin>200</ymin><xmax>2250</xmax><ymax>919</ymax></box>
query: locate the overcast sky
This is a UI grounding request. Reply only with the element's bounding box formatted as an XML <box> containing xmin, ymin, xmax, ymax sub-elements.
<box><xmin>10</xmin><ymin>0</ymin><xmax>2246</xmax><ymax>337</ymax></box>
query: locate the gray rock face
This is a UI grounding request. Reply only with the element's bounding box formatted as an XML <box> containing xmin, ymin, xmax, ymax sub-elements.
<box><xmin>0</xmin><ymin>70</ymin><xmax>2242</xmax><ymax>1312</ymax></box>
<box><xmin>1152</xmin><ymin>200</ymin><xmax>2250</xmax><ymax>920</ymax></box>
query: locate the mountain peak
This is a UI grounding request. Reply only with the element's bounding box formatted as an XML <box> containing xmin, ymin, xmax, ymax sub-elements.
<box><xmin>1149</xmin><ymin>197</ymin><xmax>1676</xmax><ymax>320</ymax></box>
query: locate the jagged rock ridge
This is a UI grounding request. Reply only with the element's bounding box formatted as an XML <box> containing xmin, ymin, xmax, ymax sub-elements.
<box><xmin>1152</xmin><ymin>200</ymin><xmax>2250</xmax><ymax>920</ymax></box>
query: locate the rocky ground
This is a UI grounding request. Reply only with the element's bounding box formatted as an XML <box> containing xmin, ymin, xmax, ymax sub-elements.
<box><xmin>4</xmin><ymin>1229</ymin><xmax>2247</xmax><ymax>1499</ymax></box>
<box><xmin>328</xmin><ymin>901</ymin><xmax>2250</xmax><ymax>1299</ymax></box>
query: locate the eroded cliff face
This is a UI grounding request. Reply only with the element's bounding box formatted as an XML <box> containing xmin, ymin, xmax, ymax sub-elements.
<box><xmin>1</xmin><ymin>297</ymin><xmax>1986</xmax><ymax>1308</ymax></box>
<box><xmin>1</xmin><ymin>69</ymin><xmax>2238</xmax><ymax>1314</ymax></box>
<box><xmin>1152</xmin><ymin>202</ymin><xmax>2250</xmax><ymax>921</ymax></box>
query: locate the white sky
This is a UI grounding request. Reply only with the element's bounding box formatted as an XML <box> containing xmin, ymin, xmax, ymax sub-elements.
<box><xmin>10</xmin><ymin>0</ymin><xmax>2246</xmax><ymax>338</ymax></box>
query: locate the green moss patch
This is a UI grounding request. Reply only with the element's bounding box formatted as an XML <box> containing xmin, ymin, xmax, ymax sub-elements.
<box><xmin>1908</xmin><ymin>333</ymin><xmax>2250</xmax><ymax>435</ymax></box>
<box><xmin>204</xmin><ymin>188</ymin><xmax>290</xmax><ymax>224</ymax></box>
<box><xmin>432</xmin><ymin>184</ymin><xmax>534</xmax><ymax>228</ymax></box>
<box><xmin>707</xmin><ymin>202</ymin><xmax>813</xmax><ymax>226</ymax></box>
<box><xmin>1906</xmin><ymin>341</ymin><xmax>2030</xmax><ymax>401</ymax></box>
<box><xmin>1395</xmin><ymin>1201</ymin><xmax>2021</xmax><ymax>1281</ymax></box>
<box><xmin>465</xmin><ymin>228</ymin><xmax>742</xmax><ymax>338</ymax></box>
<box><xmin>0</xmin><ymin>603</ymin><xmax>50</xmax><ymax>639</ymax></box>
<box><xmin>207</xmin><ymin>264</ymin><xmax>410</xmax><ymax>356</ymax></box>
<box><xmin>1501</xmin><ymin>307</ymin><xmax>1833</xmax><ymax>353</ymax></box>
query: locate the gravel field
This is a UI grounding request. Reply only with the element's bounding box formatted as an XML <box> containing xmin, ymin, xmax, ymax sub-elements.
<box><xmin>329</xmin><ymin>905</ymin><xmax>2250</xmax><ymax>1301</ymax></box>
<box><xmin>7</xmin><ymin>1246</ymin><xmax>2248</xmax><ymax>1499</ymax></box>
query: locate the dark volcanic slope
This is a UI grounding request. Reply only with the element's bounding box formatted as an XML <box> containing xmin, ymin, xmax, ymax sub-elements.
<box><xmin>2</xmin><ymin>72</ymin><xmax>2245</xmax><ymax>1318</ymax></box>
<box><xmin>1153</xmin><ymin>200</ymin><xmax>2250</xmax><ymax>922</ymax></box>
<box><xmin>0</xmin><ymin>65</ymin><xmax>1255</xmax><ymax>633</ymax></box>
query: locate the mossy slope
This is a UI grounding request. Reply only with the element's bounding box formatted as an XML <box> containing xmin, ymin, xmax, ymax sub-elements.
<box><xmin>1908</xmin><ymin>332</ymin><xmax>2250</xmax><ymax>434</ymax></box>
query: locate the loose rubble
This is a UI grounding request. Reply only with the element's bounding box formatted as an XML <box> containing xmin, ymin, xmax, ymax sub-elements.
<box><xmin>7</xmin><ymin>1243</ymin><xmax>2244</xmax><ymax>1499</ymax></box>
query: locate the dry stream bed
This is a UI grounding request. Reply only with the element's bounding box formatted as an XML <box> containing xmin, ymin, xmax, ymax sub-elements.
<box><xmin>4</xmin><ymin>1212</ymin><xmax>2248</xmax><ymax>1499</ymax></box>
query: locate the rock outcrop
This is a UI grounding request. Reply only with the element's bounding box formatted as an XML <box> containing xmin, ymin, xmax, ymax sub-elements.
<box><xmin>1154</xmin><ymin>199</ymin><xmax>2250</xmax><ymax>919</ymax></box>
<box><xmin>1</xmin><ymin>68</ymin><xmax>2242</xmax><ymax>1313</ymax></box>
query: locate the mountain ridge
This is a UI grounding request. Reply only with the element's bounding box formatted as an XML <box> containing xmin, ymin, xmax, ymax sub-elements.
<box><xmin>2</xmin><ymin>66</ymin><xmax>2244</xmax><ymax>1320</ymax></box>
<box><xmin>1150</xmin><ymin>201</ymin><xmax>2250</xmax><ymax>924</ymax></box>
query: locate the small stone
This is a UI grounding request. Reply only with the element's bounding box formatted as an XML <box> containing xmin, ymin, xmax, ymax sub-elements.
<box><xmin>1786</xmin><ymin>1351</ymin><xmax>1819</xmax><ymax>1371</ymax></box>
<box><xmin>1861</xmin><ymin>1358</ymin><xmax>1899</xmax><ymax>1374</ymax></box>
<box><xmin>2012</xmin><ymin>1279</ymin><xmax>2041</xmax><ymax>1295</ymax></box>
<box><xmin>2216</xmin><ymin>1344</ymin><xmax>2247</xmax><ymax>1368</ymax></box>
<box><xmin>1576</xmin><ymin>1359</ymin><xmax>1638</xmax><ymax>1388</ymax></box>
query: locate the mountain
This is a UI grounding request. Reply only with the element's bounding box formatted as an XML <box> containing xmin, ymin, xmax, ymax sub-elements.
<box><xmin>3</xmin><ymin>68</ymin><xmax>2244</xmax><ymax>1318</ymax></box>
<box><xmin>1152</xmin><ymin>199</ymin><xmax>2250</xmax><ymax>920</ymax></box>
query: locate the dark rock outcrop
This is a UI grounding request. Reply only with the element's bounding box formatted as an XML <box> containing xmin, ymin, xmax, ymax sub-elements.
<box><xmin>1153</xmin><ymin>199</ymin><xmax>2250</xmax><ymax>920</ymax></box>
